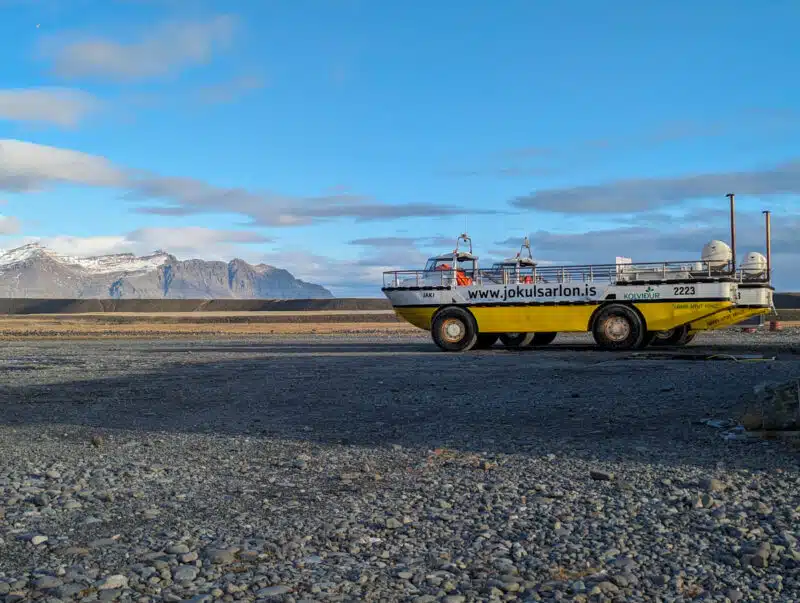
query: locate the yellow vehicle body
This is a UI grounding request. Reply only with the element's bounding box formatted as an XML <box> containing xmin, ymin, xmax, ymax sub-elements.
<box><xmin>394</xmin><ymin>299</ymin><xmax>734</xmax><ymax>335</ymax></box>
<box><xmin>687</xmin><ymin>283</ymin><xmax>774</xmax><ymax>334</ymax></box>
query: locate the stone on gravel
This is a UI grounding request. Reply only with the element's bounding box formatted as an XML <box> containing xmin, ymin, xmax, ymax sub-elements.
<box><xmin>33</xmin><ymin>576</ymin><xmax>62</xmax><ymax>590</ymax></box>
<box><xmin>204</xmin><ymin>549</ymin><xmax>236</xmax><ymax>564</ymax></box>
<box><xmin>173</xmin><ymin>565</ymin><xmax>198</xmax><ymax>582</ymax></box>
<box><xmin>590</xmin><ymin>470</ymin><xmax>614</xmax><ymax>481</ymax></box>
<box><xmin>256</xmin><ymin>585</ymin><xmax>292</xmax><ymax>597</ymax></box>
<box><xmin>699</xmin><ymin>477</ymin><xmax>727</xmax><ymax>492</ymax></box>
<box><xmin>96</xmin><ymin>575</ymin><xmax>128</xmax><ymax>590</ymax></box>
<box><xmin>740</xmin><ymin>379</ymin><xmax>800</xmax><ymax>430</ymax></box>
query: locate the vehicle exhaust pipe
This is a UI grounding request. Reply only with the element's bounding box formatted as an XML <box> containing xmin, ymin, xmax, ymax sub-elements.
<box><xmin>763</xmin><ymin>210</ymin><xmax>771</xmax><ymax>281</ymax></box>
<box><xmin>726</xmin><ymin>193</ymin><xmax>736</xmax><ymax>273</ymax></box>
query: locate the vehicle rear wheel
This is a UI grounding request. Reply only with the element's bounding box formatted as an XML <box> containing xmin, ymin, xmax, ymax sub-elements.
<box><xmin>650</xmin><ymin>325</ymin><xmax>691</xmax><ymax>346</ymax></box>
<box><xmin>592</xmin><ymin>304</ymin><xmax>645</xmax><ymax>350</ymax></box>
<box><xmin>474</xmin><ymin>333</ymin><xmax>499</xmax><ymax>349</ymax></box>
<box><xmin>431</xmin><ymin>307</ymin><xmax>478</xmax><ymax>352</ymax></box>
<box><xmin>498</xmin><ymin>332</ymin><xmax>535</xmax><ymax>348</ymax></box>
<box><xmin>532</xmin><ymin>332</ymin><xmax>558</xmax><ymax>346</ymax></box>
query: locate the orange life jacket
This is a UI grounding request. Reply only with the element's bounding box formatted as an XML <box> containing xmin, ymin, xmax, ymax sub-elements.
<box><xmin>456</xmin><ymin>271</ymin><xmax>472</xmax><ymax>286</ymax></box>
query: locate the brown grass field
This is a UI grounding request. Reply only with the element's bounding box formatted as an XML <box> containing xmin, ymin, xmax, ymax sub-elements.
<box><xmin>0</xmin><ymin>311</ymin><xmax>418</xmax><ymax>339</ymax></box>
<box><xmin>0</xmin><ymin>310</ymin><xmax>800</xmax><ymax>340</ymax></box>
<box><xmin>0</xmin><ymin>309</ymin><xmax>796</xmax><ymax>340</ymax></box>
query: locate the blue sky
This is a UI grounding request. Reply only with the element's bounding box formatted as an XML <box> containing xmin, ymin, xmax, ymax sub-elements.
<box><xmin>0</xmin><ymin>0</ymin><xmax>798</xmax><ymax>295</ymax></box>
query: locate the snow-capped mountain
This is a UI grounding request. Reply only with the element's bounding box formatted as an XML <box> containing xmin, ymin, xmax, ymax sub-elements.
<box><xmin>0</xmin><ymin>244</ymin><xmax>171</xmax><ymax>274</ymax></box>
<box><xmin>0</xmin><ymin>243</ymin><xmax>333</xmax><ymax>299</ymax></box>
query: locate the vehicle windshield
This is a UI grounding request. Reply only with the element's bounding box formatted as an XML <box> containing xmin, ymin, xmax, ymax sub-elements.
<box><xmin>424</xmin><ymin>257</ymin><xmax>459</xmax><ymax>271</ymax></box>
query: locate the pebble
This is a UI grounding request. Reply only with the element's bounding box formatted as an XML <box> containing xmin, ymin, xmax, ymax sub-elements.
<box><xmin>173</xmin><ymin>565</ymin><xmax>198</xmax><ymax>582</ymax></box>
<box><xmin>256</xmin><ymin>585</ymin><xmax>292</xmax><ymax>597</ymax></box>
<box><xmin>96</xmin><ymin>575</ymin><xmax>128</xmax><ymax>590</ymax></box>
<box><xmin>0</xmin><ymin>332</ymin><xmax>799</xmax><ymax>602</ymax></box>
<box><xmin>33</xmin><ymin>576</ymin><xmax>62</xmax><ymax>589</ymax></box>
<box><xmin>204</xmin><ymin>549</ymin><xmax>236</xmax><ymax>564</ymax></box>
<box><xmin>700</xmin><ymin>477</ymin><xmax>727</xmax><ymax>492</ymax></box>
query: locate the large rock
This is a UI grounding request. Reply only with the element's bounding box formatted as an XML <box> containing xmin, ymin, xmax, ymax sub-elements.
<box><xmin>740</xmin><ymin>380</ymin><xmax>800</xmax><ymax>431</ymax></box>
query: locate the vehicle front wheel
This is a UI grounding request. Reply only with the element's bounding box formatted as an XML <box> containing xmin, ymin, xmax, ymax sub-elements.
<box><xmin>498</xmin><ymin>332</ymin><xmax>535</xmax><ymax>349</ymax></box>
<box><xmin>592</xmin><ymin>304</ymin><xmax>645</xmax><ymax>350</ymax></box>
<box><xmin>431</xmin><ymin>307</ymin><xmax>479</xmax><ymax>352</ymax></box>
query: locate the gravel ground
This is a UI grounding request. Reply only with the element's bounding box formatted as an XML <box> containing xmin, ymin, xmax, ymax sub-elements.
<box><xmin>0</xmin><ymin>328</ymin><xmax>799</xmax><ymax>602</ymax></box>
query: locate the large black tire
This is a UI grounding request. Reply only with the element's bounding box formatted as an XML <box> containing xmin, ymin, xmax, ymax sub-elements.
<box><xmin>532</xmin><ymin>332</ymin><xmax>558</xmax><ymax>346</ymax></box>
<box><xmin>474</xmin><ymin>333</ymin><xmax>500</xmax><ymax>349</ymax></box>
<box><xmin>636</xmin><ymin>331</ymin><xmax>657</xmax><ymax>349</ymax></box>
<box><xmin>431</xmin><ymin>307</ymin><xmax>479</xmax><ymax>352</ymax></box>
<box><xmin>499</xmin><ymin>332</ymin><xmax>535</xmax><ymax>348</ymax></box>
<box><xmin>592</xmin><ymin>304</ymin><xmax>645</xmax><ymax>350</ymax></box>
<box><xmin>650</xmin><ymin>325</ymin><xmax>692</xmax><ymax>346</ymax></box>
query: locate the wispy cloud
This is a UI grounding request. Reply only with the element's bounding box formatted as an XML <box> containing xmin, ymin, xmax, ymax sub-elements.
<box><xmin>438</xmin><ymin>166</ymin><xmax>555</xmax><ymax>179</ymax></box>
<box><xmin>349</xmin><ymin>236</ymin><xmax>461</xmax><ymax>248</ymax></box>
<box><xmin>126</xmin><ymin>226</ymin><xmax>272</xmax><ymax>248</ymax></box>
<box><xmin>8</xmin><ymin>226</ymin><xmax>271</xmax><ymax>261</ymax></box>
<box><xmin>40</xmin><ymin>14</ymin><xmax>238</xmax><ymax>81</ymax></box>
<box><xmin>0</xmin><ymin>139</ymin><xmax>123</xmax><ymax>190</ymax></box>
<box><xmin>0</xmin><ymin>88</ymin><xmax>101</xmax><ymax>127</ymax></box>
<box><xmin>0</xmin><ymin>215</ymin><xmax>21</xmax><ymax>235</ymax></box>
<box><xmin>197</xmin><ymin>74</ymin><xmax>266</xmax><ymax>104</ymax></box>
<box><xmin>0</xmin><ymin>139</ymin><xmax>497</xmax><ymax>227</ymax></box>
<box><xmin>479</xmin><ymin>109</ymin><xmax>800</xmax><ymax>184</ymax></box>
<box><xmin>511</xmin><ymin>160</ymin><xmax>800</xmax><ymax>214</ymax></box>
<box><xmin>501</xmin><ymin>214</ymin><xmax>798</xmax><ymax>261</ymax></box>
<box><xmin>499</xmin><ymin>146</ymin><xmax>555</xmax><ymax>159</ymax></box>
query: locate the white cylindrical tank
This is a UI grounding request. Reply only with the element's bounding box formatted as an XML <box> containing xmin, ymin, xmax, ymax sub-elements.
<box><xmin>701</xmin><ymin>240</ymin><xmax>732</xmax><ymax>268</ymax></box>
<box><xmin>741</xmin><ymin>251</ymin><xmax>767</xmax><ymax>276</ymax></box>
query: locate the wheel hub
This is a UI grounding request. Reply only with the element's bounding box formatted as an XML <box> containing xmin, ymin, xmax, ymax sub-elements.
<box><xmin>604</xmin><ymin>316</ymin><xmax>630</xmax><ymax>341</ymax></box>
<box><xmin>441</xmin><ymin>318</ymin><xmax>465</xmax><ymax>342</ymax></box>
<box><xmin>655</xmin><ymin>329</ymin><xmax>674</xmax><ymax>340</ymax></box>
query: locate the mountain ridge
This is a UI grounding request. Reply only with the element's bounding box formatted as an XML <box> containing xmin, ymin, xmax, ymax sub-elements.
<box><xmin>0</xmin><ymin>244</ymin><xmax>333</xmax><ymax>299</ymax></box>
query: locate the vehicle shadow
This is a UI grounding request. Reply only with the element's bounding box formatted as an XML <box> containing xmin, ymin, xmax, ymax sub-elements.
<box><xmin>0</xmin><ymin>338</ymin><xmax>798</xmax><ymax>471</ymax></box>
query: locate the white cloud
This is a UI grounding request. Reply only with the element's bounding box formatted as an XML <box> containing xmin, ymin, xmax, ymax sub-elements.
<box><xmin>42</xmin><ymin>15</ymin><xmax>238</xmax><ymax>81</ymax></box>
<box><xmin>258</xmin><ymin>249</ymin><xmax>400</xmax><ymax>297</ymax></box>
<box><xmin>0</xmin><ymin>139</ymin><xmax>486</xmax><ymax>226</ymax></box>
<box><xmin>9</xmin><ymin>226</ymin><xmax>272</xmax><ymax>261</ymax></box>
<box><xmin>31</xmin><ymin>235</ymin><xmax>130</xmax><ymax>257</ymax></box>
<box><xmin>126</xmin><ymin>226</ymin><xmax>271</xmax><ymax>253</ymax></box>
<box><xmin>0</xmin><ymin>215</ymin><xmax>20</xmax><ymax>235</ymax></box>
<box><xmin>0</xmin><ymin>139</ymin><xmax>124</xmax><ymax>191</ymax></box>
<box><xmin>197</xmin><ymin>74</ymin><xmax>266</xmax><ymax>104</ymax></box>
<box><xmin>512</xmin><ymin>160</ymin><xmax>800</xmax><ymax>214</ymax></box>
<box><xmin>0</xmin><ymin>88</ymin><xmax>100</xmax><ymax>127</ymax></box>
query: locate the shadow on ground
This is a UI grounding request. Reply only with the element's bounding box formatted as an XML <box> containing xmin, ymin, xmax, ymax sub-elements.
<box><xmin>0</xmin><ymin>338</ymin><xmax>798</xmax><ymax>470</ymax></box>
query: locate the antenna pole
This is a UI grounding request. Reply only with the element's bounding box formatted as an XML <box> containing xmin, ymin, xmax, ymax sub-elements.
<box><xmin>763</xmin><ymin>210</ymin><xmax>772</xmax><ymax>281</ymax></box>
<box><xmin>726</xmin><ymin>193</ymin><xmax>736</xmax><ymax>273</ymax></box>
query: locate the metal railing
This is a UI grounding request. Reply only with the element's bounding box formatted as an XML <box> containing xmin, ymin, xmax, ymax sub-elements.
<box><xmin>383</xmin><ymin>259</ymin><xmax>738</xmax><ymax>288</ymax></box>
<box><xmin>733</xmin><ymin>268</ymin><xmax>771</xmax><ymax>283</ymax></box>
